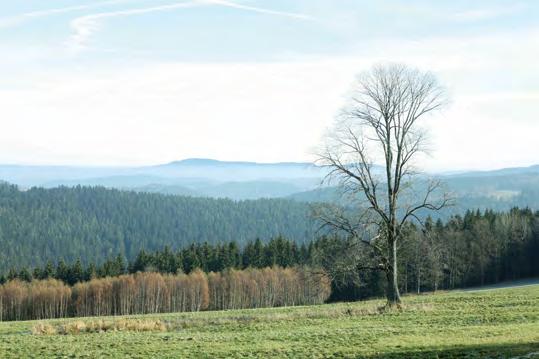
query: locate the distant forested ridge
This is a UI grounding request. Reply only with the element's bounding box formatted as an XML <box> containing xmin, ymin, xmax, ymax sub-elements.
<box><xmin>0</xmin><ymin>183</ymin><xmax>313</xmax><ymax>272</ymax></box>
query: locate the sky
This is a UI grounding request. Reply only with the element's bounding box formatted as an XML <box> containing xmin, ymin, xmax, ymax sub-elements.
<box><xmin>0</xmin><ymin>0</ymin><xmax>538</xmax><ymax>171</ymax></box>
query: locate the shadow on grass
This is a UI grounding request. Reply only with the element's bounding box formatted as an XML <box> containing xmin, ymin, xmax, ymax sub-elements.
<box><xmin>366</xmin><ymin>342</ymin><xmax>539</xmax><ymax>359</ymax></box>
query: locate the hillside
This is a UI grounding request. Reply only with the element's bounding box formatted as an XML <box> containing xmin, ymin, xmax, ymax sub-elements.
<box><xmin>4</xmin><ymin>159</ymin><xmax>539</xmax><ymax>209</ymax></box>
<box><xmin>0</xmin><ymin>184</ymin><xmax>313</xmax><ymax>272</ymax></box>
<box><xmin>289</xmin><ymin>172</ymin><xmax>539</xmax><ymax>216</ymax></box>
<box><xmin>1</xmin><ymin>284</ymin><xmax>538</xmax><ymax>358</ymax></box>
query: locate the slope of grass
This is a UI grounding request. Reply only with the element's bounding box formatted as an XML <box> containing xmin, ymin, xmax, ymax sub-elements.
<box><xmin>0</xmin><ymin>285</ymin><xmax>538</xmax><ymax>358</ymax></box>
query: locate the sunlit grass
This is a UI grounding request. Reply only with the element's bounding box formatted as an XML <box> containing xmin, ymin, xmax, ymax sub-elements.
<box><xmin>1</xmin><ymin>285</ymin><xmax>538</xmax><ymax>358</ymax></box>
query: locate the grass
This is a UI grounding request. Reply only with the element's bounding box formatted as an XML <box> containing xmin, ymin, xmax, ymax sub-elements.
<box><xmin>1</xmin><ymin>285</ymin><xmax>538</xmax><ymax>358</ymax></box>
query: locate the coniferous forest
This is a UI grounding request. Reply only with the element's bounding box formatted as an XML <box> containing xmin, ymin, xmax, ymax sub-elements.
<box><xmin>0</xmin><ymin>182</ymin><xmax>538</xmax><ymax>321</ymax></box>
<box><xmin>0</xmin><ymin>206</ymin><xmax>537</xmax><ymax>319</ymax></box>
<box><xmin>0</xmin><ymin>183</ymin><xmax>312</xmax><ymax>272</ymax></box>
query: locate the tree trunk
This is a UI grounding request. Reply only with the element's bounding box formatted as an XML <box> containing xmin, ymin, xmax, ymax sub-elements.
<box><xmin>386</xmin><ymin>238</ymin><xmax>402</xmax><ymax>306</ymax></box>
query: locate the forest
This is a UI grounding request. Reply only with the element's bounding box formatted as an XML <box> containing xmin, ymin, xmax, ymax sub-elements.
<box><xmin>0</xmin><ymin>183</ymin><xmax>312</xmax><ymax>272</ymax></box>
<box><xmin>1</xmin><ymin>206</ymin><xmax>538</xmax><ymax>318</ymax></box>
<box><xmin>2</xmin><ymin>181</ymin><xmax>539</xmax><ymax>285</ymax></box>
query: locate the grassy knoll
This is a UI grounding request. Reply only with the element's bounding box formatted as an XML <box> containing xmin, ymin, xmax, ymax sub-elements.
<box><xmin>0</xmin><ymin>285</ymin><xmax>538</xmax><ymax>358</ymax></box>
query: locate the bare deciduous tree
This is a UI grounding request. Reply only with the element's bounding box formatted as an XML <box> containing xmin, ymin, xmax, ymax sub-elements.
<box><xmin>315</xmin><ymin>63</ymin><xmax>451</xmax><ymax>306</ymax></box>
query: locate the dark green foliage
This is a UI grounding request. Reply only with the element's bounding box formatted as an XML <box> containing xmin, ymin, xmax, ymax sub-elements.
<box><xmin>98</xmin><ymin>255</ymin><xmax>126</xmax><ymax>278</ymax></box>
<box><xmin>55</xmin><ymin>260</ymin><xmax>69</xmax><ymax>284</ymax></box>
<box><xmin>0</xmin><ymin>183</ymin><xmax>313</xmax><ymax>272</ymax></box>
<box><xmin>311</xmin><ymin>208</ymin><xmax>539</xmax><ymax>300</ymax></box>
<box><xmin>68</xmin><ymin>259</ymin><xmax>85</xmax><ymax>285</ymax></box>
<box><xmin>18</xmin><ymin>267</ymin><xmax>32</xmax><ymax>282</ymax></box>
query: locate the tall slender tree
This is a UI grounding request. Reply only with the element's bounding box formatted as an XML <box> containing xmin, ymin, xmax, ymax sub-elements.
<box><xmin>316</xmin><ymin>63</ymin><xmax>450</xmax><ymax>306</ymax></box>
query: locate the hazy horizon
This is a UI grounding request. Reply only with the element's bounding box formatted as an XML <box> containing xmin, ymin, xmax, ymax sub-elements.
<box><xmin>1</xmin><ymin>156</ymin><xmax>538</xmax><ymax>174</ymax></box>
<box><xmin>1</xmin><ymin>1</ymin><xmax>538</xmax><ymax>172</ymax></box>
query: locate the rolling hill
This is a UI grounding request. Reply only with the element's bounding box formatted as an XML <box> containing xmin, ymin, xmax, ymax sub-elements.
<box><xmin>0</xmin><ymin>159</ymin><xmax>324</xmax><ymax>200</ymax></box>
<box><xmin>3</xmin><ymin>159</ymin><xmax>539</xmax><ymax>208</ymax></box>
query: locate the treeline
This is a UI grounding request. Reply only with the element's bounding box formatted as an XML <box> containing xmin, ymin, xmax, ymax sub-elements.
<box><xmin>320</xmin><ymin>208</ymin><xmax>539</xmax><ymax>300</ymax></box>
<box><xmin>402</xmin><ymin>208</ymin><xmax>539</xmax><ymax>291</ymax></box>
<box><xmin>0</xmin><ymin>183</ymin><xmax>313</xmax><ymax>272</ymax></box>
<box><xmin>3</xmin><ymin>208</ymin><xmax>539</xmax><ymax>302</ymax></box>
<box><xmin>0</xmin><ymin>267</ymin><xmax>331</xmax><ymax>321</ymax></box>
<box><xmin>1</xmin><ymin>237</ymin><xmax>311</xmax><ymax>286</ymax></box>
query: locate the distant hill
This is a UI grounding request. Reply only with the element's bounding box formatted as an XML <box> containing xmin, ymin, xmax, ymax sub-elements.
<box><xmin>2</xmin><ymin>159</ymin><xmax>539</xmax><ymax>209</ymax></box>
<box><xmin>288</xmin><ymin>171</ymin><xmax>539</xmax><ymax>216</ymax></box>
<box><xmin>145</xmin><ymin>158</ymin><xmax>324</xmax><ymax>182</ymax></box>
<box><xmin>0</xmin><ymin>159</ymin><xmax>325</xmax><ymax>200</ymax></box>
<box><xmin>3</xmin><ymin>160</ymin><xmax>539</xmax><ymax>271</ymax></box>
<box><xmin>443</xmin><ymin>165</ymin><xmax>539</xmax><ymax>178</ymax></box>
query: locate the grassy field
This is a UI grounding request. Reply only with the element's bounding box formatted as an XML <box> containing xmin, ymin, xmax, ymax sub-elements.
<box><xmin>0</xmin><ymin>285</ymin><xmax>538</xmax><ymax>358</ymax></box>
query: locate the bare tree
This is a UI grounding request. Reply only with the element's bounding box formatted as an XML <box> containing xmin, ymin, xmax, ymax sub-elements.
<box><xmin>315</xmin><ymin>63</ymin><xmax>451</xmax><ymax>306</ymax></box>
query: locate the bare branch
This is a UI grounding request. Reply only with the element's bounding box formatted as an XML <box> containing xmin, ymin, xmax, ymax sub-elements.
<box><xmin>314</xmin><ymin>63</ymin><xmax>451</xmax><ymax>305</ymax></box>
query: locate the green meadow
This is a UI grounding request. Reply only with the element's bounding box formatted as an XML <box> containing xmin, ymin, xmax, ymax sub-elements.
<box><xmin>0</xmin><ymin>284</ymin><xmax>538</xmax><ymax>358</ymax></box>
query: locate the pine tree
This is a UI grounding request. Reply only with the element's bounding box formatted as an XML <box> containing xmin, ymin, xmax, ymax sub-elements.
<box><xmin>69</xmin><ymin>258</ymin><xmax>84</xmax><ymax>285</ymax></box>
<box><xmin>6</xmin><ymin>268</ymin><xmax>18</xmax><ymax>281</ymax></box>
<box><xmin>18</xmin><ymin>267</ymin><xmax>32</xmax><ymax>282</ymax></box>
<box><xmin>55</xmin><ymin>259</ymin><xmax>69</xmax><ymax>283</ymax></box>
<box><xmin>43</xmin><ymin>261</ymin><xmax>55</xmax><ymax>279</ymax></box>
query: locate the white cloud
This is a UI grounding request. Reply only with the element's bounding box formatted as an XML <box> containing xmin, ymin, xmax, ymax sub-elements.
<box><xmin>0</xmin><ymin>61</ymin><xmax>352</xmax><ymax>165</ymax></box>
<box><xmin>1</xmin><ymin>45</ymin><xmax>538</xmax><ymax>170</ymax></box>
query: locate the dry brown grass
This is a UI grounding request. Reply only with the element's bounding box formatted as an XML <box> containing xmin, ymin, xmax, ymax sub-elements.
<box><xmin>33</xmin><ymin>319</ymin><xmax>168</xmax><ymax>335</ymax></box>
<box><xmin>31</xmin><ymin>322</ymin><xmax>57</xmax><ymax>335</ymax></box>
<box><xmin>58</xmin><ymin>320</ymin><xmax>87</xmax><ymax>335</ymax></box>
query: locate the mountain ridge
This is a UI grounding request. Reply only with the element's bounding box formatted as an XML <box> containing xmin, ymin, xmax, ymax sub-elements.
<box><xmin>2</xmin><ymin>158</ymin><xmax>539</xmax><ymax>202</ymax></box>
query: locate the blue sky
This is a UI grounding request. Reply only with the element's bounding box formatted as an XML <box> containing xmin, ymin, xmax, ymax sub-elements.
<box><xmin>0</xmin><ymin>1</ymin><xmax>538</xmax><ymax>170</ymax></box>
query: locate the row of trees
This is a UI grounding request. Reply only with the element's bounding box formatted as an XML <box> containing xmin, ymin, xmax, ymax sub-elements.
<box><xmin>317</xmin><ymin>208</ymin><xmax>539</xmax><ymax>301</ymax></box>
<box><xmin>71</xmin><ymin>271</ymin><xmax>210</xmax><ymax>318</ymax></box>
<box><xmin>207</xmin><ymin>267</ymin><xmax>330</xmax><ymax>310</ymax></box>
<box><xmin>1</xmin><ymin>236</ymin><xmax>312</xmax><ymax>285</ymax></box>
<box><xmin>402</xmin><ymin>208</ymin><xmax>539</xmax><ymax>291</ymax></box>
<box><xmin>0</xmin><ymin>267</ymin><xmax>331</xmax><ymax>321</ymax></box>
<box><xmin>0</xmin><ymin>279</ymin><xmax>71</xmax><ymax>321</ymax></box>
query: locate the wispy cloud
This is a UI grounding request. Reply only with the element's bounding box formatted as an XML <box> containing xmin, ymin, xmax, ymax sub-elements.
<box><xmin>0</xmin><ymin>0</ymin><xmax>138</xmax><ymax>28</ymax></box>
<box><xmin>68</xmin><ymin>0</ymin><xmax>314</xmax><ymax>52</ymax></box>
<box><xmin>68</xmin><ymin>1</ymin><xmax>203</xmax><ymax>51</ymax></box>
<box><xmin>1</xmin><ymin>0</ymin><xmax>315</xmax><ymax>52</ymax></box>
<box><xmin>207</xmin><ymin>0</ymin><xmax>313</xmax><ymax>21</ymax></box>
